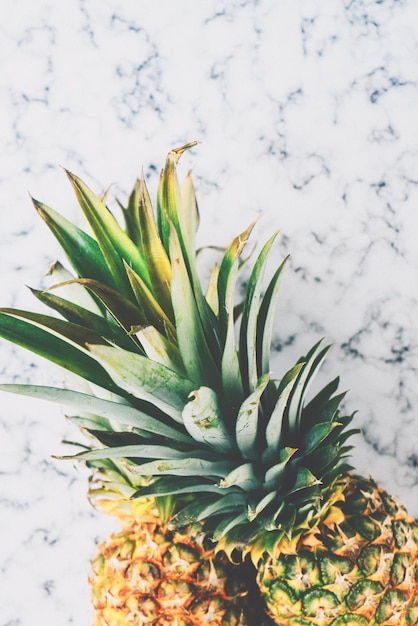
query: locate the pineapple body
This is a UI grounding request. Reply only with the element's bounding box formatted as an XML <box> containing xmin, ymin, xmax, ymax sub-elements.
<box><xmin>90</xmin><ymin>499</ymin><xmax>255</xmax><ymax>626</ymax></box>
<box><xmin>257</xmin><ymin>475</ymin><xmax>418</xmax><ymax>626</ymax></box>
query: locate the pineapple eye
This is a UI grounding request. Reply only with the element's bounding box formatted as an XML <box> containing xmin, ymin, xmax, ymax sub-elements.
<box><xmin>125</xmin><ymin>559</ymin><xmax>161</xmax><ymax>591</ymax></box>
<box><xmin>281</xmin><ymin>551</ymin><xmax>319</xmax><ymax>586</ymax></box>
<box><xmin>189</xmin><ymin>595</ymin><xmax>228</xmax><ymax>618</ymax></box>
<box><xmin>345</xmin><ymin>580</ymin><xmax>384</xmax><ymax>611</ymax></box>
<box><xmin>272</xmin><ymin>579</ymin><xmax>298</xmax><ymax>602</ymax></box>
<box><xmin>390</xmin><ymin>552</ymin><xmax>413</xmax><ymax>586</ymax></box>
<box><xmin>349</xmin><ymin>515</ymin><xmax>381</xmax><ymax>542</ymax></box>
<box><xmin>301</xmin><ymin>588</ymin><xmax>339</xmax><ymax>617</ymax></box>
<box><xmin>196</xmin><ymin>558</ymin><xmax>228</xmax><ymax>584</ymax></box>
<box><xmin>319</xmin><ymin>553</ymin><xmax>353</xmax><ymax>585</ymax></box>
<box><xmin>157</xmin><ymin>579</ymin><xmax>194</xmax><ymax>605</ymax></box>
<box><xmin>375</xmin><ymin>589</ymin><xmax>409</xmax><ymax>623</ymax></box>
<box><xmin>118</xmin><ymin>538</ymin><xmax>136</xmax><ymax>559</ymax></box>
<box><xmin>91</xmin><ymin>552</ymin><xmax>105</xmax><ymax>576</ymax></box>
<box><xmin>392</xmin><ymin>519</ymin><xmax>413</xmax><ymax>549</ymax></box>
<box><xmin>406</xmin><ymin>594</ymin><xmax>418</xmax><ymax>626</ymax></box>
<box><xmin>163</xmin><ymin>542</ymin><xmax>200</xmax><ymax>570</ymax></box>
<box><xmin>357</xmin><ymin>544</ymin><xmax>391</xmax><ymax>576</ymax></box>
<box><xmin>133</xmin><ymin>595</ymin><xmax>160</xmax><ymax>618</ymax></box>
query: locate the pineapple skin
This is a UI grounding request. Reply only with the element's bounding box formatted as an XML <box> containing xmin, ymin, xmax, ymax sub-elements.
<box><xmin>257</xmin><ymin>475</ymin><xmax>418</xmax><ymax>626</ymax></box>
<box><xmin>89</xmin><ymin>499</ymin><xmax>258</xmax><ymax>626</ymax></box>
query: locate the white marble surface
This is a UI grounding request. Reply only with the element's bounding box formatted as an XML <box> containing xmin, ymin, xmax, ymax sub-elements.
<box><xmin>1</xmin><ymin>1</ymin><xmax>418</xmax><ymax>624</ymax></box>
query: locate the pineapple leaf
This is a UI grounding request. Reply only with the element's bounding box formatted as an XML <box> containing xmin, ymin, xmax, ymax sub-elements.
<box><xmin>205</xmin><ymin>262</ymin><xmax>220</xmax><ymax>315</ymax></box>
<box><xmin>119</xmin><ymin>180</ymin><xmax>141</xmax><ymax>246</ymax></box>
<box><xmin>286</xmin><ymin>341</ymin><xmax>331</xmax><ymax>440</ymax></box>
<box><xmin>60</xmin><ymin>444</ymin><xmax>195</xmax><ymax>461</ymax></box>
<box><xmin>299</xmin><ymin>421</ymin><xmax>340</xmax><ymax>456</ymax></box>
<box><xmin>68</xmin><ymin>413</ymin><xmax>113</xmax><ymax>432</ymax></box>
<box><xmin>257</xmin><ymin>255</ymin><xmax>288</xmax><ymax>400</ymax></box>
<box><xmin>126</xmin><ymin>457</ymin><xmax>235</xmax><ymax>478</ymax></box>
<box><xmin>134</xmin><ymin>476</ymin><xmax>227</xmax><ymax>498</ymax></box>
<box><xmin>218</xmin><ymin>221</ymin><xmax>256</xmax><ymax>406</ymax></box>
<box><xmin>46</xmin><ymin>261</ymin><xmax>103</xmax><ymax>314</ymax></box>
<box><xmin>155</xmin><ymin>495</ymin><xmax>175</xmax><ymax>525</ymax></box>
<box><xmin>302</xmin><ymin>390</ymin><xmax>347</xmax><ymax>430</ymax></box>
<box><xmin>0</xmin><ymin>308</ymin><xmax>108</xmax><ymax>348</ymax></box>
<box><xmin>134</xmin><ymin>326</ymin><xmax>184</xmax><ymax>374</ymax></box>
<box><xmin>286</xmin><ymin>467</ymin><xmax>321</xmax><ymax>497</ymax></box>
<box><xmin>159</xmin><ymin>144</ymin><xmax>222</xmax><ymax>374</ymax></box>
<box><xmin>65</xmin><ymin>169</ymin><xmax>150</xmax><ymax>296</ymax></box>
<box><xmin>64</xmin><ymin>278</ymin><xmax>145</xmax><ymax>332</ymax></box>
<box><xmin>307</xmin><ymin>444</ymin><xmax>347</xmax><ymax>475</ymax></box>
<box><xmin>30</xmin><ymin>288</ymin><xmax>136</xmax><ymax>352</ymax></box>
<box><xmin>33</xmin><ymin>198</ymin><xmax>117</xmax><ymax>289</ymax></box>
<box><xmin>0</xmin><ymin>312</ymin><xmax>118</xmax><ymax>393</ymax></box>
<box><xmin>263</xmin><ymin>447</ymin><xmax>298</xmax><ymax>489</ymax></box>
<box><xmin>239</xmin><ymin>231</ymin><xmax>280</xmax><ymax>394</ymax></box>
<box><xmin>180</xmin><ymin>171</ymin><xmax>200</xmax><ymax>261</ymax></box>
<box><xmin>248</xmin><ymin>529</ymin><xmax>285</xmax><ymax>566</ymax></box>
<box><xmin>134</xmin><ymin>175</ymin><xmax>173</xmax><ymax>313</ymax></box>
<box><xmin>157</xmin><ymin>141</ymin><xmax>199</xmax><ymax>253</ymax></box>
<box><xmin>87</xmin><ymin>344</ymin><xmax>196</xmax><ymax>423</ymax></box>
<box><xmin>213</xmin><ymin>511</ymin><xmax>248</xmax><ymax>541</ymax></box>
<box><xmin>0</xmin><ymin>384</ymin><xmax>191</xmax><ymax>442</ymax></box>
<box><xmin>248</xmin><ymin>490</ymin><xmax>278</xmax><ymax>521</ymax></box>
<box><xmin>235</xmin><ymin>373</ymin><xmax>270</xmax><ymax>460</ymax></box>
<box><xmin>219</xmin><ymin>462</ymin><xmax>261</xmax><ymax>491</ymax></box>
<box><xmin>264</xmin><ymin>362</ymin><xmax>305</xmax><ymax>463</ymax></box>
<box><xmin>303</xmin><ymin>376</ymin><xmax>340</xmax><ymax>419</ymax></box>
<box><xmin>124</xmin><ymin>262</ymin><xmax>176</xmax><ymax>341</ymax></box>
<box><xmin>182</xmin><ymin>386</ymin><xmax>235</xmax><ymax>454</ymax></box>
<box><xmin>169</xmin><ymin>224</ymin><xmax>220</xmax><ymax>389</ymax></box>
<box><xmin>172</xmin><ymin>492</ymin><xmax>247</xmax><ymax>528</ymax></box>
<box><xmin>217</xmin><ymin>221</ymin><xmax>257</xmax><ymax>342</ymax></box>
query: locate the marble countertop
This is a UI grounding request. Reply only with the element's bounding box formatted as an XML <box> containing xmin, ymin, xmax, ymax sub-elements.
<box><xmin>1</xmin><ymin>1</ymin><xmax>418</xmax><ymax>624</ymax></box>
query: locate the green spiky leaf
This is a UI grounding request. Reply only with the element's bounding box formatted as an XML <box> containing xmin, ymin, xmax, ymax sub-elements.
<box><xmin>87</xmin><ymin>343</ymin><xmax>196</xmax><ymax>423</ymax></box>
<box><xmin>135</xmin><ymin>175</ymin><xmax>173</xmax><ymax>310</ymax></box>
<box><xmin>0</xmin><ymin>311</ymin><xmax>118</xmax><ymax>393</ymax></box>
<box><xmin>182</xmin><ymin>386</ymin><xmax>234</xmax><ymax>454</ymax></box>
<box><xmin>127</xmin><ymin>457</ymin><xmax>235</xmax><ymax>478</ymax></box>
<box><xmin>0</xmin><ymin>384</ymin><xmax>190</xmax><ymax>442</ymax></box>
<box><xmin>169</xmin><ymin>224</ymin><xmax>220</xmax><ymax>389</ymax></box>
<box><xmin>285</xmin><ymin>341</ymin><xmax>331</xmax><ymax>440</ymax></box>
<box><xmin>235</xmin><ymin>373</ymin><xmax>270</xmax><ymax>460</ymax></box>
<box><xmin>33</xmin><ymin>199</ymin><xmax>117</xmax><ymax>289</ymax></box>
<box><xmin>30</xmin><ymin>287</ymin><xmax>135</xmax><ymax>352</ymax></box>
<box><xmin>219</xmin><ymin>463</ymin><xmax>261</xmax><ymax>491</ymax></box>
<box><xmin>264</xmin><ymin>362</ymin><xmax>305</xmax><ymax>463</ymax></box>
<box><xmin>133</xmin><ymin>476</ymin><xmax>227</xmax><ymax>498</ymax></box>
<box><xmin>217</xmin><ymin>221</ymin><xmax>256</xmax><ymax>406</ymax></box>
<box><xmin>134</xmin><ymin>325</ymin><xmax>184</xmax><ymax>374</ymax></box>
<box><xmin>239</xmin><ymin>231</ymin><xmax>280</xmax><ymax>394</ymax></box>
<box><xmin>65</xmin><ymin>169</ymin><xmax>150</xmax><ymax>297</ymax></box>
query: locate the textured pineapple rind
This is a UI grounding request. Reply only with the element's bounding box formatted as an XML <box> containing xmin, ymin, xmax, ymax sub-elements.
<box><xmin>89</xmin><ymin>498</ymin><xmax>262</xmax><ymax>626</ymax></box>
<box><xmin>256</xmin><ymin>475</ymin><xmax>418</xmax><ymax>626</ymax></box>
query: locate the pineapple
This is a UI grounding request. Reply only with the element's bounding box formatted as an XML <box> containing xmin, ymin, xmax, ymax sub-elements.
<box><xmin>85</xmin><ymin>456</ymin><xmax>261</xmax><ymax>625</ymax></box>
<box><xmin>256</xmin><ymin>474</ymin><xmax>418</xmax><ymax>625</ymax></box>
<box><xmin>0</xmin><ymin>143</ymin><xmax>417</xmax><ymax>626</ymax></box>
<box><xmin>89</xmin><ymin>498</ymin><xmax>254</xmax><ymax>626</ymax></box>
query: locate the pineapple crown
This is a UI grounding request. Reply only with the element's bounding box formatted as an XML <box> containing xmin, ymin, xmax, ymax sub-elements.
<box><xmin>0</xmin><ymin>143</ymin><xmax>358</xmax><ymax>553</ymax></box>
